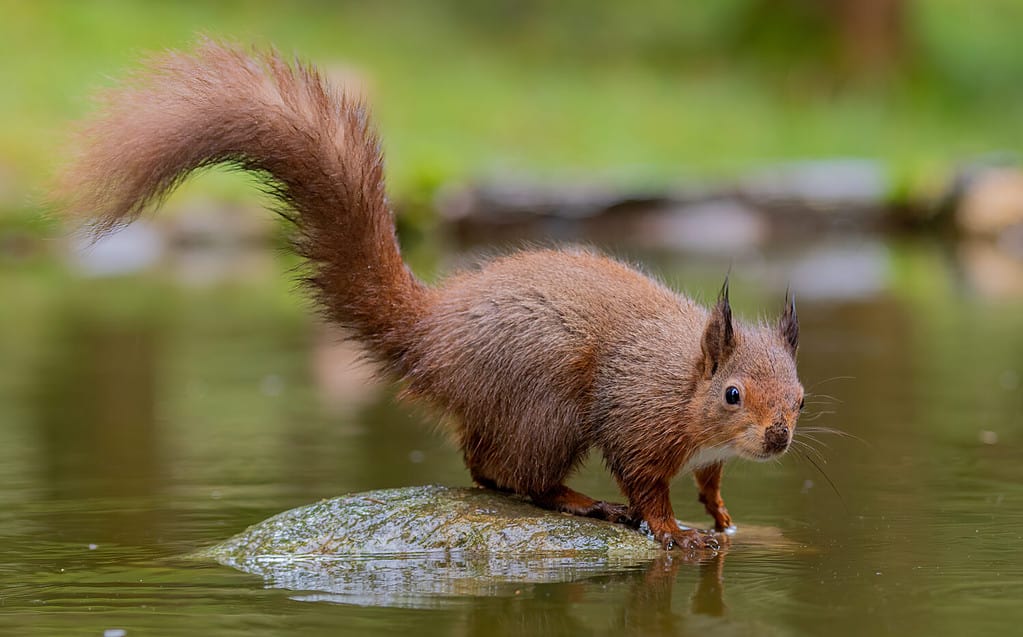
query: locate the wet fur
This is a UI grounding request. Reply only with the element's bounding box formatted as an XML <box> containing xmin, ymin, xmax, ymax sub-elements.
<box><xmin>56</xmin><ymin>41</ymin><xmax>804</xmax><ymax>550</ymax></box>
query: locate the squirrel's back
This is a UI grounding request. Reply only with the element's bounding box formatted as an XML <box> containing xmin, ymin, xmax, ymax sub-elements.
<box><xmin>403</xmin><ymin>248</ymin><xmax>708</xmax><ymax>493</ymax></box>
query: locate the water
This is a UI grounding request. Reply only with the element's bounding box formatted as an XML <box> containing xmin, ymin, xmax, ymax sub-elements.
<box><xmin>1</xmin><ymin>236</ymin><xmax>1022</xmax><ymax>636</ymax></box>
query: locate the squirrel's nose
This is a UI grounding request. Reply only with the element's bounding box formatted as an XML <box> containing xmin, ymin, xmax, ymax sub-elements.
<box><xmin>763</xmin><ymin>422</ymin><xmax>790</xmax><ymax>454</ymax></box>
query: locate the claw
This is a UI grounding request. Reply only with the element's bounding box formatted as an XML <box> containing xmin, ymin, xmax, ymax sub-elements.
<box><xmin>658</xmin><ymin>529</ymin><xmax>723</xmax><ymax>552</ymax></box>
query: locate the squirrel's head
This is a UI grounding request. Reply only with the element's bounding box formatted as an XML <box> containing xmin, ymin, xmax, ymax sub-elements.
<box><xmin>692</xmin><ymin>280</ymin><xmax>803</xmax><ymax>462</ymax></box>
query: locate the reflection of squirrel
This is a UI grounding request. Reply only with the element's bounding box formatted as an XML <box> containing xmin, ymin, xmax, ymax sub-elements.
<box><xmin>57</xmin><ymin>42</ymin><xmax>804</xmax><ymax>550</ymax></box>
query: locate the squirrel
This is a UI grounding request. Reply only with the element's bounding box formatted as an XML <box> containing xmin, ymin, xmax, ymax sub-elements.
<box><xmin>55</xmin><ymin>41</ymin><xmax>804</xmax><ymax>551</ymax></box>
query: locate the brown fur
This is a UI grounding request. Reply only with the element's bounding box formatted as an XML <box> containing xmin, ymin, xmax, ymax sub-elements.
<box><xmin>55</xmin><ymin>41</ymin><xmax>804</xmax><ymax>550</ymax></box>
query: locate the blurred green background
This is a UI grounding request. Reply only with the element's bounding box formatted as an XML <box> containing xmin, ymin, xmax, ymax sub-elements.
<box><xmin>3</xmin><ymin>3</ymin><xmax>1023</xmax><ymax>636</ymax></box>
<box><xmin>2</xmin><ymin>0</ymin><xmax>1022</xmax><ymax>223</ymax></box>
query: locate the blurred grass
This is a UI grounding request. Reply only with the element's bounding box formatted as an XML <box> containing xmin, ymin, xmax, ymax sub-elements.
<box><xmin>1</xmin><ymin>0</ymin><xmax>1021</xmax><ymax>217</ymax></box>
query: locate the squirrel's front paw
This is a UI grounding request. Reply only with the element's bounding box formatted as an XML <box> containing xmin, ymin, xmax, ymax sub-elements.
<box><xmin>711</xmin><ymin>507</ymin><xmax>733</xmax><ymax>532</ymax></box>
<box><xmin>657</xmin><ymin>529</ymin><xmax>722</xmax><ymax>552</ymax></box>
<box><xmin>699</xmin><ymin>493</ymin><xmax>734</xmax><ymax>532</ymax></box>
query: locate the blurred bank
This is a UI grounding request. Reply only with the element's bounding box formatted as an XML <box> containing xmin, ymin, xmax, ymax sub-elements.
<box><xmin>2</xmin><ymin>0</ymin><xmax>1023</xmax><ymax>236</ymax></box>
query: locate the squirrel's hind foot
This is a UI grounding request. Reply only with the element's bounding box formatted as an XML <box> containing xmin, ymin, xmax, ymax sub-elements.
<box><xmin>530</xmin><ymin>485</ymin><xmax>639</xmax><ymax>526</ymax></box>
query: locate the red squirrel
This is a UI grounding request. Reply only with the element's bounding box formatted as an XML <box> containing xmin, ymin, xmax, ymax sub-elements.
<box><xmin>56</xmin><ymin>42</ymin><xmax>804</xmax><ymax>551</ymax></box>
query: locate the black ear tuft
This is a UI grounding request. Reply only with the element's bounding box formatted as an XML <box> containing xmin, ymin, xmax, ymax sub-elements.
<box><xmin>701</xmin><ymin>276</ymin><xmax>736</xmax><ymax>378</ymax></box>
<box><xmin>779</xmin><ymin>288</ymin><xmax>799</xmax><ymax>357</ymax></box>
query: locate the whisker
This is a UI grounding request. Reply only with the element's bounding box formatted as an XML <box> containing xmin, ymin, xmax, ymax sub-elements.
<box><xmin>801</xmin><ymin>411</ymin><xmax>834</xmax><ymax>422</ymax></box>
<box><xmin>791</xmin><ymin>439</ymin><xmax>827</xmax><ymax>464</ymax></box>
<box><xmin>794</xmin><ymin>448</ymin><xmax>849</xmax><ymax>514</ymax></box>
<box><xmin>796</xmin><ymin>433</ymin><xmax>831</xmax><ymax>449</ymax></box>
<box><xmin>793</xmin><ymin>436</ymin><xmax>827</xmax><ymax>456</ymax></box>
<box><xmin>799</xmin><ymin>427</ymin><xmax>868</xmax><ymax>445</ymax></box>
<box><xmin>805</xmin><ymin>392</ymin><xmax>843</xmax><ymax>404</ymax></box>
<box><xmin>808</xmin><ymin>376</ymin><xmax>855</xmax><ymax>390</ymax></box>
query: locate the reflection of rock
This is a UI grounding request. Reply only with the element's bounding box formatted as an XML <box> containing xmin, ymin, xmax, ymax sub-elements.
<box><xmin>956</xmin><ymin>167</ymin><xmax>1023</xmax><ymax>239</ymax></box>
<box><xmin>249</xmin><ymin>554</ymin><xmax>655</xmax><ymax>609</ymax></box>
<box><xmin>958</xmin><ymin>240</ymin><xmax>1023</xmax><ymax>299</ymax></box>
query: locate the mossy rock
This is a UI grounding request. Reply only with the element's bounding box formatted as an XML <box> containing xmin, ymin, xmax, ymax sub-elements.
<box><xmin>199</xmin><ymin>485</ymin><xmax>666</xmax><ymax>561</ymax></box>
<box><xmin>195</xmin><ymin>485</ymin><xmax>791</xmax><ymax>607</ymax></box>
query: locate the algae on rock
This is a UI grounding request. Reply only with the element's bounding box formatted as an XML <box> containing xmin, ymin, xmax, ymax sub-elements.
<box><xmin>195</xmin><ymin>485</ymin><xmax>795</xmax><ymax>608</ymax></box>
<box><xmin>197</xmin><ymin>485</ymin><xmax>668</xmax><ymax>606</ymax></box>
<box><xmin>199</xmin><ymin>485</ymin><xmax>667</xmax><ymax>561</ymax></box>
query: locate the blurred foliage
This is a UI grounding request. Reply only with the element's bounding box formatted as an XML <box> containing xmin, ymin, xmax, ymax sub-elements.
<box><xmin>1</xmin><ymin>0</ymin><xmax>1021</xmax><ymax>217</ymax></box>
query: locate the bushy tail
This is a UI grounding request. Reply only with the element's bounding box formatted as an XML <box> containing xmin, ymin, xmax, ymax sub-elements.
<box><xmin>56</xmin><ymin>40</ymin><xmax>429</xmax><ymax>370</ymax></box>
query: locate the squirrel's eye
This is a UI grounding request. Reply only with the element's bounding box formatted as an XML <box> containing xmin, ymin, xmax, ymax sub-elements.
<box><xmin>724</xmin><ymin>386</ymin><xmax>741</xmax><ymax>405</ymax></box>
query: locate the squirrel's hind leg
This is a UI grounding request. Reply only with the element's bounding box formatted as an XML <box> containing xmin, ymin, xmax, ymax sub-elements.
<box><xmin>530</xmin><ymin>485</ymin><xmax>637</xmax><ymax>526</ymax></box>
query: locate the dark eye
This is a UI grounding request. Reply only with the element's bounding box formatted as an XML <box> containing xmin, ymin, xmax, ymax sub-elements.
<box><xmin>724</xmin><ymin>386</ymin><xmax>741</xmax><ymax>405</ymax></box>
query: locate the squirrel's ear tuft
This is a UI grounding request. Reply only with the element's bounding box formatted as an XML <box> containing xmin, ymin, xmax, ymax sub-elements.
<box><xmin>701</xmin><ymin>277</ymin><xmax>736</xmax><ymax>378</ymax></box>
<box><xmin>779</xmin><ymin>288</ymin><xmax>799</xmax><ymax>357</ymax></box>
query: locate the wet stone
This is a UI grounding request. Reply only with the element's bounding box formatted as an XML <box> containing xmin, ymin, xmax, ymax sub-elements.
<box><xmin>197</xmin><ymin>485</ymin><xmax>664</xmax><ymax>561</ymax></box>
<box><xmin>194</xmin><ymin>485</ymin><xmax>678</xmax><ymax>607</ymax></box>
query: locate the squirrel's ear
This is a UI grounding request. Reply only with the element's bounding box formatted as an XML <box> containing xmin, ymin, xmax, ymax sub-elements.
<box><xmin>778</xmin><ymin>288</ymin><xmax>799</xmax><ymax>357</ymax></box>
<box><xmin>701</xmin><ymin>277</ymin><xmax>736</xmax><ymax>378</ymax></box>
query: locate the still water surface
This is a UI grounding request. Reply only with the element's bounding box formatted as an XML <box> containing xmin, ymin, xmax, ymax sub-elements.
<box><xmin>1</xmin><ymin>237</ymin><xmax>1021</xmax><ymax>635</ymax></box>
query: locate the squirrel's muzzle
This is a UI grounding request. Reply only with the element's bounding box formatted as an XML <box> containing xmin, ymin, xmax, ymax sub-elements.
<box><xmin>763</xmin><ymin>422</ymin><xmax>791</xmax><ymax>455</ymax></box>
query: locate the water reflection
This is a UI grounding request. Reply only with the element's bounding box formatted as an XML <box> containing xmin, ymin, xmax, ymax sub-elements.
<box><xmin>958</xmin><ymin>239</ymin><xmax>1023</xmax><ymax>299</ymax></box>
<box><xmin>457</xmin><ymin>555</ymin><xmax>727</xmax><ymax>636</ymax></box>
<box><xmin>276</xmin><ymin>553</ymin><xmax>729</xmax><ymax>634</ymax></box>
<box><xmin>31</xmin><ymin>304</ymin><xmax>167</xmax><ymax>546</ymax></box>
<box><xmin>1</xmin><ymin>234</ymin><xmax>1023</xmax><ymax>635</ymax></box>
